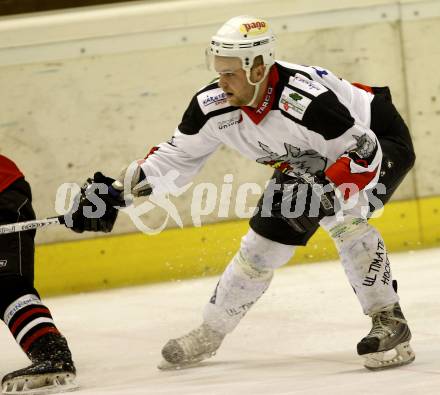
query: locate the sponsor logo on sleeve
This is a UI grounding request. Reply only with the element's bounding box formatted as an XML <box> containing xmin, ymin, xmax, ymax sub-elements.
<box><xmin>198</xmin><ymin>88</ymin><xmax>229</xmax><ymax>115</ymax></box>
<box><xmin>239</xmin><ymin>21</ymin><xmax>268</xmax><ymax>35</ymax></box>
<box><xmin>289</xmin><ymin>74</ymin><xmax>328</xmax><ymax>97</ymax></box>
<box><xmin>279</xmin><ymin>87</ymin><xmax>312</xmax><ymax>120</ymax></box>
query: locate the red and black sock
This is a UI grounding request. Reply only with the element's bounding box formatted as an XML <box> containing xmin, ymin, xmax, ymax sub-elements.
<box><xmin>0</xmin><ymin>276</ymin><xmax>62</xmax><ymax>356</ymax></box>
<box><xmin>3</xmin><ymin>293</ymin><xmax>60</xmax><ymax>353</ymax></box>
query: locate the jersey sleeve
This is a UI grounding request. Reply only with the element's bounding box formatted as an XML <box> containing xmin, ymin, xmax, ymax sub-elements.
<box><xmin>322</xmin><ymin>123</ymin><xmax>382</xmax><ymax>199</ymax></box>
<box><xmin>139</xmin><ymin>94</ymin><xmax>222</xmax><ymax>195</ymax></box>
<box><xmin>301</xmin><ymin>90</ymin><xmax>382</xmax><ymax>198</ymax></box>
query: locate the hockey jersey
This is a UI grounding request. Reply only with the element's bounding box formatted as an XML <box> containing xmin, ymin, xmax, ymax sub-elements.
<box><xmin>139</xmin><ymin>61</ymin><xmax>382</xmax><ymax>197</ymax></box>
<box><xmin>0</xmin><ymin>155</ymin><xmax>24</xmax><ymax>193</ymax></box>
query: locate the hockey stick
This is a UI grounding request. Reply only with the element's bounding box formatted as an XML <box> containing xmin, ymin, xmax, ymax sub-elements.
<box><xmin>0</xmin><ymin>216</ymin><xmax>65</xmax><ymax>235</ymax></box>
<box><xmin>0</xmin><ymin>177</ymin><xmax>152</xmax><ymax>235</ymax></box>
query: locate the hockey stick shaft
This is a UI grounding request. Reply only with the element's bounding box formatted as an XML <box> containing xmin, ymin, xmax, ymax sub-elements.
<box><xmin>0</xmin><ymin>182</ymin><xmax>145</xmax><ymax>235</ymax></box>
<box><xmin>0</xmin><ymin>216</ymin><xmax>65</xmax><ymax>235</ymax></box>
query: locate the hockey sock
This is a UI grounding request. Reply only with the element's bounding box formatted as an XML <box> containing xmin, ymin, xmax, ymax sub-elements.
<box><xmin>203</xmin><ymin>229</ymin><xmax>294</xmax><ymax>333</ymax></box>
<box><xmin>0</xmin><ymin>276</ymin><xmax>61</xmax><ymax>356</ymax></box>
<box><xmin>203</xmin><ymin>251</ymin><xmax>274</xmax><ymax>333</ymax></box>
<box><xmin>327</xmin><ymin>218</ymin><xmax>399</xmax><ymax>315</ymax></box>
<box><xmin>4</xmin><ymin>294</ymin><xmax>61</xmax><ymax>354</ymax></box>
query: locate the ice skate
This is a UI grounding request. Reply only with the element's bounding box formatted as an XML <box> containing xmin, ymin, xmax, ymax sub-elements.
<box><xmin>158</xmin><ymin>323</ymin><xmax>225</xmax><ymax>370</ymax></box>
<box><xmin>357</xmin><ymin>303</ymin><xmax>415</xmax><ymax>370</ymax></box>
<box><xmin>1</xmin><ymin>334</ymin><xmax>78</xmax><ymax>395</ymax></box>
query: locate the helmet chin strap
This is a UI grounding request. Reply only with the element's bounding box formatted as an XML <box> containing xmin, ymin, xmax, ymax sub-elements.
<box><xmin>244</xmin><ymin>65</ymin><xmax>271</xmax><ymax>107</ymax></box>
<box><xmin>245</xmin><ymin>82</ymin><xmax>261</xmax><ymax>107</ymax></box>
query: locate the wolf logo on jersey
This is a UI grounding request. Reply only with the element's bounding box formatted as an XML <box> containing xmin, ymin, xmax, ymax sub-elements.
<box><xmin>256</xmin><ymin>142</ymin><xmax>327</xmax><ymax>176</ymax></box>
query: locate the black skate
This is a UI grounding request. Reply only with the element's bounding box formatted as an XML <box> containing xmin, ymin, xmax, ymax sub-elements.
<box><xmin>357</xmin><ymin>302</ymin><xmax>415</xmax><ymax>370</ymax></box>
<box><xmin>1</xmin><ymin>333</ymin><xmax>78</xmax><ymax>395</ymax></box>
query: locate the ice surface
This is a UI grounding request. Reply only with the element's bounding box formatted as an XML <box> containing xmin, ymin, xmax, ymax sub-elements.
<box><xmin>1</xmin><ymin>248</ymin><xmax>439</xmax><ymax>394</ymax></box>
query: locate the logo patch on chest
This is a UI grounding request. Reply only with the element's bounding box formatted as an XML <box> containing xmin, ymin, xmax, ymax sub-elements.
<box><xmin>279</xmin><ymin>87</ymin><xmax>312</xmax><ymax>120</ymax></box>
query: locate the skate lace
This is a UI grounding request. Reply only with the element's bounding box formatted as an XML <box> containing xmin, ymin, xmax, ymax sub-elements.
<box><xmin>369</xmin><ymin>310</ymin><xmax>406</xmax><ymax>339</ymax></box>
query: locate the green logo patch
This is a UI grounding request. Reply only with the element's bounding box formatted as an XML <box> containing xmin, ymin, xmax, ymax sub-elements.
<box><xmin>289</xmin><ymin>92</ymin><xmax>303</xmax><ymax>101</ymax></box>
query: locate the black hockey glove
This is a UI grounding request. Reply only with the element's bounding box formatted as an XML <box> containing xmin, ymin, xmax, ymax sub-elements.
<box><xmin>65</xmin><ymin>172</ymin><xmax>124</xmax><ymax>233</ymax></box>
<box><xmin>272</xmin><ymin>171</ymin><xmax>338</xmax><ymax>233</ymax></box>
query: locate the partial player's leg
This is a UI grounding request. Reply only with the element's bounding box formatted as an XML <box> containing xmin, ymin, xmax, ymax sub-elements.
<box><xmin>318</xmin><ymin>91</ymin><xmax>416</xmax><ymax>370</ymax></box>
<box><xmin>0</xmin><ymin>179</ymin><xmax>78</xmax><ymax>394</ymax></box>
<box><xmin>357</xmin><ymin>90</ymin><xmax>416</xmax><ymax>369</ymax></box>
<box><xmin>159</xmin><ymin>228</ymin><xmax>295</xmax><ymax>369</ymax></box>
<box><xmin>322</xmin><ymin>216</ymin><xmax>415</xmax><ymax>370</ymax></box>
<box><xmin>0</xmin><ymin>277</ymin><xmax>77</xmax><ymax>394</ymax></box>
<box><xmin>159</xmin><ymin>170</ymin><xmax>318</xmax><ymax>370</ymax></box>
<box><xmin>330</xmin><ymin>217</ymin><xmax>416</xmax><ymax>373</ymax></box>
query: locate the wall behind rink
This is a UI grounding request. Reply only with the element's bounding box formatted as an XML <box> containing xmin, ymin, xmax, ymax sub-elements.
<box><xmin>1</xmin><ymin>0</ymin><xmax>440</xmax><ymax>294</ymax></box>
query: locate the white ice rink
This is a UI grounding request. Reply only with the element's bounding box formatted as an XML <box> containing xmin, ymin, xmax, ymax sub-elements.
<box><xmin>1</xmin><ymin>248</ymin><xmax>439</xmax><ymax>395</ymax></box>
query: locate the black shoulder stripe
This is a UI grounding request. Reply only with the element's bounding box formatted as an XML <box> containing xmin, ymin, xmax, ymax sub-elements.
<box><xmin>285</xmin><ymin>83</ymin><xmax>315</xmax><ymax>101</ymax></box>
<box><xmin>275</xmin><ymin>62</ymin><xmax>312</xmax><ymax>81</ymax></box>
<box><xmin>178</xmin><ymin>95</ymin><xmax>206</xmax><ymax>135</ymax></box>
<box><xmin>302</xmin><ymin>90</ymin><xmax>355</xmax><ymax>140</ymax></box>
<box><xmin>178</xmin><ymin>104</ymin><xmax>237</xmax><ymax>135</ymax></box>
<box><xmin>278</xmin><ymin>88</ymin><xmax>355</xmax><ymax>140</ymax></box>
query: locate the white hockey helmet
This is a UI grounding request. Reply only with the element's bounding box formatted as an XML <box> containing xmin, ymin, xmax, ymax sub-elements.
<box><xmin>207</xmin><ymin>15</ymin><xmax>276</xmax><ymax>83</ymax></box>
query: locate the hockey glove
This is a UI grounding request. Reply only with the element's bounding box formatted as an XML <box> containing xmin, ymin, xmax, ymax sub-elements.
<box><xmin>272</xmin><ymin>171</ymin><xmax>338</xmax><ymax>233</ymax></box>
<box><xmin>66</xmin><ymin>172</ymin><xmax>123</xmax><ymax>233</ymax></box>
<box><xmin>112</xmin><ymin>159</ymin><xmax>153</xmax><ymax>198</ymax></box>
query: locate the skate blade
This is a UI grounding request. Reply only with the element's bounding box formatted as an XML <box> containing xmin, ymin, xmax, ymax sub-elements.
<box><xmin>157</xmin><ymin>352</ymin><xmax>216</xmax><ymax>371</ymax></box>
<box><xmin>157</xmin><ymin>358</ymin><xmax>204</xmax><ymax>371</ymax></box>
<box><xmin>2</xmin><ymin>372</ymin><xmax>78</xmax><ymax>395</ymax></box>
<box><xmin>363</xmin><ymin>341</ymin><xmax>415</xmax><ymax>371</ymax></box>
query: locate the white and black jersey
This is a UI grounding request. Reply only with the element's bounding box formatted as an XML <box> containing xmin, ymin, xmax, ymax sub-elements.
<box><xmin>140</xmin><ymin>61</ymin><xmax>382</xmax><ymax>196</ymax></box>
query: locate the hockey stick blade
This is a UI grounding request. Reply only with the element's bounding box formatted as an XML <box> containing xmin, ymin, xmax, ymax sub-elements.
<box><xmin>0</xmin><ymin>216</ymin><xmax>65</xmax><ymax>235</ymax></box>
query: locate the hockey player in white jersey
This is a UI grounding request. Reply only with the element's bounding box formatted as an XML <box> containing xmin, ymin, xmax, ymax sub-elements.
<box><xmin>68</xmin><ymin>16</ymin><xmax>416</xmax><ymax>371</ymax></box>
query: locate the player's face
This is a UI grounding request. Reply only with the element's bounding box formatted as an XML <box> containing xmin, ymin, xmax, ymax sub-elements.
<box><xmin>214</xmin><ymin>56</ymin><xmax>255</xmax><ymax>107</ymax></box>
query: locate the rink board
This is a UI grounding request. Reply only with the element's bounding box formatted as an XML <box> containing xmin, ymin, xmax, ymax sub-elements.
<box><xmin>34</xmin><ymin>195</ymin><xmax>440</xmax><ymax>296</ymax></box>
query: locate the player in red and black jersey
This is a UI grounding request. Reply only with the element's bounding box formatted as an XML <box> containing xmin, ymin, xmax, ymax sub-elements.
<box><xmin>0</xmin><ymin>155</ymin><xmax>77</xmax><ymax>393</ymax></box>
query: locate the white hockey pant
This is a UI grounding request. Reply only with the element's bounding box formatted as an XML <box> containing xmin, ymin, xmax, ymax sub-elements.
<box><xmin>203</xmin><ymin>228</ymin><xmax>295</xmax><ymax>334</ymax></box>
<box><xmin>322</xmin><ymin>216</ymin><xmax>399</xmax><ymax>315</ymax></box>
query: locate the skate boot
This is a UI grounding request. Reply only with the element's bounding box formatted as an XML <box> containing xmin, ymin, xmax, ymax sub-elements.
<box><xmin>158</xmin><ymin>323</ymin><xmax>225</xmax><ymax>370</ymax></box>
<box><xmin>1</xmin><ymin>333</ymin><xmax>78</xmax><ymax>395</ymax></box>
<box><xmin>357</xmin><ymin>302</ymin><xmax>415</xmax><ymax>370</ymax></box>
